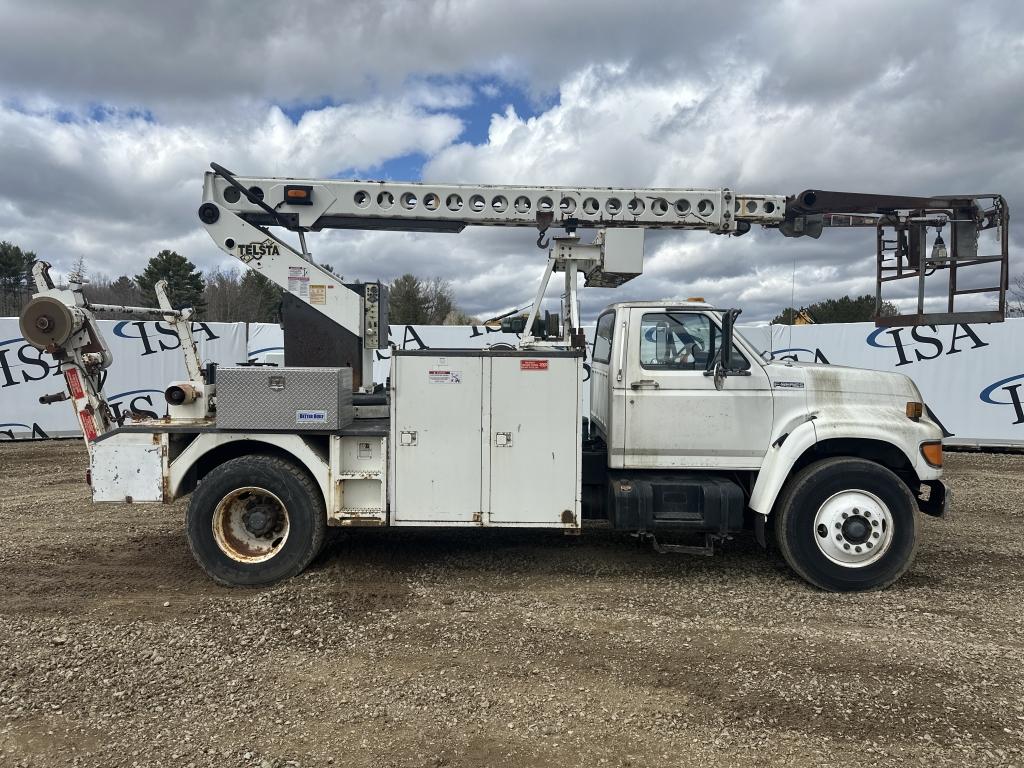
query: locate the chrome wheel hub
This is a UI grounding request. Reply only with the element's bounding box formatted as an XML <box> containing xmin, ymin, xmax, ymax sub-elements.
<box><xmin>813</xmin><ymin>489</ymin><xmax>892</xmax><ymax>568</ymax></box>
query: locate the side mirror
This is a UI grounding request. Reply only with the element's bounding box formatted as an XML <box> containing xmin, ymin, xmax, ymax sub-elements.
<box><xmin>720</xmin><ymin>309</ymin><xmax>737</xmax><ymax>371</ymax></box>
<box><xmin>707</xmin><ymin>308</ymin><xmax>742</xmax><ymax>391</ymax></box>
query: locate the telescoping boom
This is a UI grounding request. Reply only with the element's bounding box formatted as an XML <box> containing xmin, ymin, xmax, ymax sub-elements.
<box><xmin>198</xmin><ymin>164</ymin><xmax>1009</xmax><ymax>341</ymax></box>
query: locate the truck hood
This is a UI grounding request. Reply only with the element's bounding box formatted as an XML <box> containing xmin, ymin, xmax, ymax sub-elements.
<box><xmin>765</xmin><ymin>361</ymin><xmax>921</xmax><ymax>404</ymax></box>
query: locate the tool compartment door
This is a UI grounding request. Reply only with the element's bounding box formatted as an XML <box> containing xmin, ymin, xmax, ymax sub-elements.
<box><xmin>488</xmin><ymin>355</ymin><xmax>581</xmax><ymax>525</ymax></box>
<box><xmin>90</xmin><ymin>432</ymin><xmax>166</xmax><ymax>503</ymax></box>
<box><xmin>392</xmin><ymin>353</ymin><xmax>483</xmax><ymax>523</ymax></box>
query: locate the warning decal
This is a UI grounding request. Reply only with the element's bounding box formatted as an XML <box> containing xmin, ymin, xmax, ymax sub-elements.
<box><xmin>287</xmin><ymin>266</ymin><xmax>310</xmax><ymax>298</ymax></box>
<box><xmin>520</xmin><ymin>359</ymin><xmax>549</xmax><ymax>371</ymax></box>
<box><xmin>309</xmin><ymin>285</ymin><xmax>326</xmax><ymax>305</ymax></box>
<box><xmin>65</xmin><ymin>368</ymin><xmax>85</xmax><ymax>399</ymax></box>
<box><xmin>79</xmin><ymin>410</ymin><xmax>98</xmax><ymax>442</ymax></box>
<box><xmin>428</xmin><ymin>369</ymin><xmax>462</xmax><ymax>384</ymax></box>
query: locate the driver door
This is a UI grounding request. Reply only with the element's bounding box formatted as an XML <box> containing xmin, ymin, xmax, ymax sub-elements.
<box><xmin>621</xmin><ymin>308</ymin><xmax>773</xmax><ymax>469</ymax></box>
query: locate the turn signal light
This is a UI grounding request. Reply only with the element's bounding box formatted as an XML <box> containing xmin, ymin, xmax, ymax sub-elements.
<box><xmin>920</xmin><ymin>441</ymin><xmax>943</xmax><ymax>468</ymax></box>
<box><xmin>906</xmin><ymin>401</ymin><xmax>923</xmax><ymax>420</ymax></box>
<box><xmin>284</xmin><ymin>185</ymin><xmax>313</xmax><ymax>205</ymax></box>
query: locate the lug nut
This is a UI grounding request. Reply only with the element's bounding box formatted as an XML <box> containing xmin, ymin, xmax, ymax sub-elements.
<box><xmin>843</xmin><ymin>543</ymin><xmax>851</xmax><ymax>550</ymax></box>
<box><xmin>841</xmin><ymin>512</ymin><xmax>849</xmax><ymax>519</ymax></box>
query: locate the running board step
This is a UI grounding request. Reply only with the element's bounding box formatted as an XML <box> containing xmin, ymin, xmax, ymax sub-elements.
<box><xmin>635</xmin><ymin>532</ymin><xmax>716</xmax><ymax>557</ymax></box>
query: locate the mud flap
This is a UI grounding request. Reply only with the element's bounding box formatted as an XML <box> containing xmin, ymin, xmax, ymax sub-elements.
<box><xmin>917</xmin><ymin>480</ymin><xmax>950</xmax><ymax>518</ymax></box>
<box><xmin>754</xmin><ymin>513</ymin><xmax>769</xmax><ymax>548</ymax></box>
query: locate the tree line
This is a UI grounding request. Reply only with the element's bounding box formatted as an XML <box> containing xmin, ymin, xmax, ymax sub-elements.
<box><xmin>0</xmin><ymin>242</ymin><xmax>477</xmax><ymax>325</ymax></box>
<box><xmin>772</xmin><ymin>295</ymin><xmax>899</xmax><ymax>325</ymax></box>
<box><xmin>4</xmin><ymin>239</ymin><xmax>1022</xmax><ymax>324</ymax></box>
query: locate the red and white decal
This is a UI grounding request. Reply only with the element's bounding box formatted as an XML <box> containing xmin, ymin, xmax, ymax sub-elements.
<box><xmin>65</xmin><ymin>368</ymin><xmax>85</xmax><ymax>400</ymax></box>
<box><xmin>520</xmin><ymin>359</ymin><xmax>549</xmax><ymax>371</ymax></box>
<box><xmin>79</xmin><ymin>410</ymin><xmax>98</xmax><ymax>442</ymax></box>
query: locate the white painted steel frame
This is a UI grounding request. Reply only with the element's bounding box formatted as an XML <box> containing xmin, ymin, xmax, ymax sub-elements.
<box><xmin>203</xmin><ymin>173</ymin><xmax>786</xmax><ymax>231</ymax></box>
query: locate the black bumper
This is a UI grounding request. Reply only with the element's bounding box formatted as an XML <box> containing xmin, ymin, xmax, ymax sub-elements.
<box><xmin>917</xmin><ymin>480</ymin><xmax>950</xmax><ymax>518</ymax></box>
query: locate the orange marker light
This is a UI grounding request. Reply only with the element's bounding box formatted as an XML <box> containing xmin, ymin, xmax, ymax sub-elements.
<box><xmin>283</xmin><ymin>185</ymin><xmax>313</xmax><ymax>205</ymax></box>
<box><xmin>920</xmin><ymin>441</ymin><xmax>943</xmax><ymax>468</ymax></box>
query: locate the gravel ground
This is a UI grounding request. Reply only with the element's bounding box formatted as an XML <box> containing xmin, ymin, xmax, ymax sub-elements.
<box><xmin>0</xmin><ymin>441</ymin><xmax>1022</xmax><ymax>768</ymax></box>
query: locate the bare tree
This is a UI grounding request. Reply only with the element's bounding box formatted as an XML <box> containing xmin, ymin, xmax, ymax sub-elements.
<box><xmin>388</xmin><ymin>274</ymin><xmax>474</xmax><ymax>325</ymax></box>
<box><xmin>203</xmin><ymin>267</ymin><xmax>248</xmax><ymax>322</ymax></box>
<box><xmin>423</xmin><ymin>277</ymin><xmax>455</xmax><ymax>324</ymax></box>
<box><xmin>1010</xmin><ymin>274</ymin><xmax>1024</xmax><ymax>317</ymax></box>
<box><xmin>203</xmin><ymin>267</ymin><xmax>283</xmax><ymax>323</ymax></box>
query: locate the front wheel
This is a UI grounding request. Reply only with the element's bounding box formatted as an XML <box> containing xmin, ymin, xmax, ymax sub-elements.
<box><xmin>774</xmin><ymin>457</ymin><xmax>918</xmax><ymax>592</ymax></box>
<box><xmin>186</xmin><ymin>455</ymin><xmax>326</xmax><ymax>586</ymax></box>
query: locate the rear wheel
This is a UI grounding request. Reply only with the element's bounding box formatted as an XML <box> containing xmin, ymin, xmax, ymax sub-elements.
<box><xmin>774</xmin><ymin>457</ymin><xmax>918</xmax><ymax>591</ymax></box>
<box><xmin>187</xmin><ymin>455</ymin><xmax>326</xmax><ymax>586</ymax></box>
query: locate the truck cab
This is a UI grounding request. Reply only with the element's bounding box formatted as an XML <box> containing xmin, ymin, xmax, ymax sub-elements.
<box><xmin>584</xmin><ymin>300</ymin><xmax>948</xmax><ymax>590</ymax></box>
<box><xmin>590</xmin><ymin>300</ymin><xmax>776</xmax><ymax>470</ymax></box>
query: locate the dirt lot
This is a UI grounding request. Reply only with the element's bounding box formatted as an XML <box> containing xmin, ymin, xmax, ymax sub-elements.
<box><xmin>1</xmin><ymin>441</ymin><xmax>1022</xmax><ymax>768</ymax></box>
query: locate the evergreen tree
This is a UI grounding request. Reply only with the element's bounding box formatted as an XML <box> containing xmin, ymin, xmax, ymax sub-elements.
<box><xmin>0</xmin><ymin>241</ymin><xmax>37</xmax><ymax>316</ymax></box>
<box><xmin>135</xmin><ymin>250</ymin><xmax>206</xmax><ymax>314</ymax></box>
<box><xmin>108</xmin><ymin>275</ymin><xmax>141</xmax><ymax>305</ymax></box>
<box><xmin>239</xmin><ymin>270</ymin><xmax>284</xmax><ymax>323</ymax></box>
<box><xmin>388</xmin><ymin>273</ymin><xmax>427</xmax><ymax>324</ymax></box>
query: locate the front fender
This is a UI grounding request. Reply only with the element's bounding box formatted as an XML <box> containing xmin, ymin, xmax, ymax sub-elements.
<box><xmin>749</xmin><ymin>418</ymin><xmax>818</xmax><ymax>515</ymax></box>
<box><xmin>749</xmin><ymin>405</ymin><xmax>942</xmax><ymax>516</ymax></box>
<box><xmin>813</xmin><ymin>405</ymin><xmax>942</xmax><ymax>481</ymax></box>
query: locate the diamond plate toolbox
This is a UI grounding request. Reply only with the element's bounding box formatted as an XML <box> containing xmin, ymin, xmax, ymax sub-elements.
<box><xmin>216</xmin><ymin>366</ymin><xmax>353</xmax><ymax>431</ymax></box>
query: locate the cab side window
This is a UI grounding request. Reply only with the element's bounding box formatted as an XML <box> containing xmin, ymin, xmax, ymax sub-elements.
<box><xmin>639</xmin><ymin>312</ymin><xmax>750</xmax><ymax>371</ymax></box>
<box><xmin>593</xmin><ymin>311</ymin><xmax>615</xmax><ymax>363</ymax></box>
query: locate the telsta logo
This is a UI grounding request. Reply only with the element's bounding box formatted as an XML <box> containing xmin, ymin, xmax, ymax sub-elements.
<box><xmin>236</xmin><ymin>238</ymin><xmax>280</xmax><ymax>262</ymax></box>
<box><xmin>980</xmin><ymin>374</ymin><xmax>1024</xmax><ymax>425</ymax></box>
<box><xmin>866</xmin><ymin>324</ymin><xmax>987</xmax><ymax>366</ymax></box>
<box><xmin>113</xmin><ymin>321</ymin><xmax>220</xmax><ymax>356</ymax></box>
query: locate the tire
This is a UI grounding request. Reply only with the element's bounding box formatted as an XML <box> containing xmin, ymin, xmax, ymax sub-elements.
<box><xmin>773</xmin><ymin>457</ymin><xmax>918</xmax><ymax>592</ymax></box>
<box><xmin>186</xmin><ymin>454</ymin><xmax>327</xmax><ymax>587</ymax></box>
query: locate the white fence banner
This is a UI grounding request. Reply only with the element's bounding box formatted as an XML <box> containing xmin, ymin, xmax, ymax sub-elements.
<box><xmin>763</xmin><ymin>319</ymin><xmax>1024</xmax><ymax>448</ymax></box>
<box><xmin>0</xmin><ymin>318</ymin><xmax>247</xmax><ymax>439</ymax></box>
<box><xmin>4</xmin><ymin>316</ymin><xmax>1023</xmax><ymax>447</ymax></box>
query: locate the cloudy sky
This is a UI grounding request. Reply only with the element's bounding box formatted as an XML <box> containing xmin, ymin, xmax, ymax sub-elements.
<box><xmin>1</xmin><ymin>0</ymin><xmax>1021</xmax><ymax>321</ymax></box>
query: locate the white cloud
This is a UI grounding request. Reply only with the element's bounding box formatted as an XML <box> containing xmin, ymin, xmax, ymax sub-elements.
<box><xmin>0</xmin><ymin>98</ymin><xmax>462</xmax><ymax>278</ymax></box>
<box><xmin>0</xmin><ymin>0</ymin><xmax>1020</xmax><ymax>322</ymax></box>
